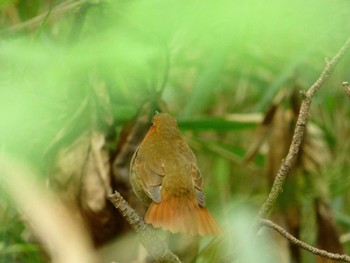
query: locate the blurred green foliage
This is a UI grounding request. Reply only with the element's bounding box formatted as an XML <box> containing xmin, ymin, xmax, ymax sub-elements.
<box><xmin>0</xmin><ymin>197</ymin><xmax>43</xmax><ymax>263</ymax></box>
<box><xmin>0</xmin><ymin>0</ymin><xmax>350</xmax><ymax>262</ymax></box>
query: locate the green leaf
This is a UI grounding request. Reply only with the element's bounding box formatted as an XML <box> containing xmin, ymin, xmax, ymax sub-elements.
<box><xmin>178</xmin><ymin>116</ymin><xmax>258</xmax><ymax>131</ymax></box>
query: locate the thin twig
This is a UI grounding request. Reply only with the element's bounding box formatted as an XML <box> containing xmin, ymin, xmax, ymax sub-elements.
<box><xmin>258</xmin><ymin>219</ymin><xmax>350</xmax><ymax>262</ymax></box>
<box><xmin>107</xmin><ymin>191</ymin><xmax>181</xmax><ymax>263</ymax></box>
<box><xmin>257</xmin><ymin>36</ymin><xmax>350</xmax><ymax>219</ymax></box>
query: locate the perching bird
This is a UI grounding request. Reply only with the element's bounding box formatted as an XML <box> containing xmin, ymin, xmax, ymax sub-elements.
<box><xmin>129</xmin><ymin>112</ymin><xmax>219</xmax><ymax>236</ymax></box>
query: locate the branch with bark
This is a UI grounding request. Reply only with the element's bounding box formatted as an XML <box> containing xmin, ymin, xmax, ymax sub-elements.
<box><xmin>257</xmin><ymin>36</ymin><xmax>350</xmax><ymax>219</ymax></box>
<box><xmin>256</xmin><ymin>36</ymin><xmax>350</xmax><ymax>262</ymax></box>
<box><xmin>110</xmin><ymin>37</ymin><xmax>350</xmax><ymax>263</ymax></box>
<box><xmin>108</xmin><ymin>191</ymin><xmax>181</xmax><ymax>263</ymax></box>
<box><xmin>258</xmin><ymin>219</ymin><xmax>350</xmax><ymax>262</ymax></box>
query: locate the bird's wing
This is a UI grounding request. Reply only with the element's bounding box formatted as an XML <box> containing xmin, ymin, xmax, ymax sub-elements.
<box><xmin>132</xmin><ymin>147</ymin><xmax>165</xmax><ymax>203</ymax></box>
<box><xmin>191</xmin><ymin>163</ymin><xmax>206</xmax><ymax>207</ymax></box>
<box><xmin>180</xmin><ymin>141</ymin><xmax>206</xmax><ymax>207</ymax></box>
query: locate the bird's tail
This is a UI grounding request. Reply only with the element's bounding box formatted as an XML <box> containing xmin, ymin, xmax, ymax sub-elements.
<box><xmin>145</xmin><ymin>192</ymin><xmax>220</xmax><ymax>236</ymax></box>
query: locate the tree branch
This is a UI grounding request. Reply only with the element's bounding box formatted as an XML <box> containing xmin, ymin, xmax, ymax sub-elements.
<box><xmin>258</xmin><ymin>219</ymin><xmax>350</xmax><ymax>262</ymax></box>
<box><xmin>107</xmin><ymin>191</ymin><xmax>181</xmax><ymax>263</ymax></box>
<box><xmin>257</xmin><ymin>36</ymin><xmax>350</xmax><ymax>219</ymax></box>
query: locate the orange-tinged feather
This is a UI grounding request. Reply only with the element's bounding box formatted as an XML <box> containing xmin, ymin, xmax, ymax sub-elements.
<box><xmin>145</xmin><ymin>192</ymin><xmax>220</xmax><ymax>236</ymax></box>
<box><xmin>130</xmin><ymin>113</ymin><xmax>220</xmax><ymax>236</ymax></box>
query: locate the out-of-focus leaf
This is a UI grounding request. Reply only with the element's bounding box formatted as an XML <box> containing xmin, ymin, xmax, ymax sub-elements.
<box><xmin>198</xmin><ymin>208</ymin><xmax>279</xmax><ymax>263</ymax></box>
<box><xmin>178</xmin><ymin>114</ymin><xmax>260</xmax><ymax>131</ymax></box>
<box><xmin>197</xmin><ymin>233</ymin><xmax>225</xmax><ymax>263</ymax></box>
<box><xmin>244</xmin><ymin>90</ymin><xmax>287</xmax><ymax>163</ymax></box>
<box><xmin>265</xmin><ymin>105</ymin><xmax>301</xmax><ymax>263</ymax></box>
<box><xmin>266</xmin><ymin>107</ymin><xmax>295</xmax><ymax>182</ymax></box>
<box><xmin>112</xmin><ymin>105</ymin><xmax>138</xmax><ymax>123</ymax></box>
<box><xmin>181</xmin><ymin>42</ymin><xmax>232</xmax><ymax>117</ymax></box>
<box><xmin>213</xmin><ymin>157</ymin><xmax>231</xmax><ymax>205</ymax></box>
<box><xmin>336</xmin><ymin>213</ymin><xmax>350</xmax><ymax>228</ymax></box>
<box><xmin>315</xmin><ymin>199</ymin><xmax>344</xmax><ymax>263</ymax></box>
<box><xmin>80</xmin><ymin>131</ymin><xmax>111</xmax><ymax>214</ymax></box>
<box><xmin>0</xmin><ymin>243</ymin><xmax>39</xmax><ymax>254</ymax></box>
<box><xmin>49</xmin><ymin>130</ymin><xmax>120</xmax><ymax>245</ymax></box>
<box><xmin>252</xmin><ymin>90</ymin><xmax>330</xmax><ymax>262</ymax></box>
<box><xmin>253</xmin><ymin>89</ymin><xmax>340</xmax><ymax>263</ymax></box>
<box><xmin>0</xmin><ymin>154</ymin><xmax>98</xmax><ymax>263</ymax></box>
<box><xmin>254</xmin><ymin>17</ymin><xmax>343</xmax><ymax>112</ymax></box>
<box><xmin>340</xmin><ymin>233</ymin><xmax>350</xmax><ymax>245</ymax></box>
<box><xmin>189</xmin><ymin>137</ymin><xmax>245</xmax><ymax>165</ymax></box>
<box><xmin>301</xmin><ymin>123</ymin><xmax>331</xmax><ymax>174</ymax></box>
<box><xmin>168</xmin><ymin>235</ymin><xmax>200</xmax><ymax>263</ymax></box>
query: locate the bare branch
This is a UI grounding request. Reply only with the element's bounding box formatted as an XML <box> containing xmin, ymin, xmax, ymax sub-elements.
<box><xmin>257</xmin><ymin>37</ymin><xmax>350</xmax><ymax>219</ymax></box>
<box><xmin>107</xmin><ymin>191</ymin><xmax>181</xmax><ymax>263</ymax></box>
<box><xmin>258</xmin><ymin>219</ymin><xmax>350</xmax><ymax>262</ymax></box>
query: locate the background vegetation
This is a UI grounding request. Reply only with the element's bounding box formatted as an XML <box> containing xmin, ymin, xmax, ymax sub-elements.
<box><xmin>0</xmin><ymin>0</ymin><xmax>349</xmax><ymax>262</ymax></box>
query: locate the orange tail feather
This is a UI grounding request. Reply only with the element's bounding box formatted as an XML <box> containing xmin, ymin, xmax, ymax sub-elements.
<box><xmin>145</xmin><ymin>193</ymin><xmax>220</xmax><ymax>236</ymax></box>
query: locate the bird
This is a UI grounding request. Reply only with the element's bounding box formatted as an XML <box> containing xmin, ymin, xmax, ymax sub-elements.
<box><xmin>129</xmin><ymin>112</ymin><xmax>220</xmax><ymax>236</ymax></box>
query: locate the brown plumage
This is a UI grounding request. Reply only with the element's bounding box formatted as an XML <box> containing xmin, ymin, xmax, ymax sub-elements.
<box><xmin>129</xmin><ymin>112</ymin><xmax>220</xmax><ymax>236</ymax></box>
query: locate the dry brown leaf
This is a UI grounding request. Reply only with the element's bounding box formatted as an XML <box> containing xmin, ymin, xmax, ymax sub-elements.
<box><xmin>49</xmin><ymin>130</ymin><xmax>119</xmax><ymax>245</ymax></box>
<box><xmin>315</xmin><ymin>199</ymin><xmax>344</xmax><ymax>263</ymax></box>
<box><xmin>49</xmin><ymin>131</ymin><xmax>91</xmax><ymax>204</ymax></box>
<box><xmin>251</xmin><ymin>89</ymin><xmax>302</xmax><ymax>262</ymax></box>
<box><xmin>80</xmin><ymin>131</ymin><xmax>112</xmax><ymax>216</ymax></box>
<box><xmin>245</xmin><ymin>88</ymin><xmax>341</xmax><ymax>263</ymax></box>
<box><xmin>266</xmin><ymin>107</ymin><xmax>295</xmax><ymax>182</ymax></box>
<box><xmin>243</xmin><ymin>89</ymin><xmax>286</xmax><ymax>163</ymax></box>
<box><xmin>265</xmin><ymin>107</ymin><xmax>301</xmax><ymax>263</ymax></box>
<box><xmin>301</xmin><ymin>123</ymin><xmax>331</xmax><ymax>174</ymax></box>
<box><xmin>92</xmin><ymin>79</ymin><xmax>113</xmax><ymax>127</ymax></box>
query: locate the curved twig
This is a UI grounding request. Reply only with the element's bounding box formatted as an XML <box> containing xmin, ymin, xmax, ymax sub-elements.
<box><xmin>257</xmin><ymin>36</ymin><xmax>350</xmax><ymax>219</ymax></box>
<box><xmin>258</xmin><ymin>219</ymin><xmax>350</xmax><ymax>262</ymax></box>
<box><xmin>108</xmin><ymin>191</ymin><xmax>181</xmax><ymax>263</ymax></box>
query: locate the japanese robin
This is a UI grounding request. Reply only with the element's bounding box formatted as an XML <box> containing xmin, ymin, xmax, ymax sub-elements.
<box><xmin>129</xmin><ymin>112</ymin><xmax>219</xmax><ymax>236</ymax></box>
